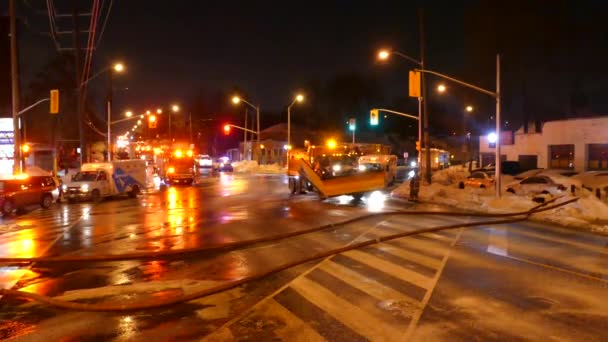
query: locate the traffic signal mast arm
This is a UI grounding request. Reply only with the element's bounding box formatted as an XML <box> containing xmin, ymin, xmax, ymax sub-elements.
<box><xmin>226</xmin><ymin>124</ymin><xmax>258</xmax><ymax>134</ymax></box>
<box><xmin>17</xmin><ymin>98</ymin><xmax>50</xmax><ymax>116</ymax></box>
<box><xmin>414</xmin><ymin>69</ymin><xmax>497</xmax><ymax>98</ymax></box>
<box><xmin>372</xmin><ymin>108</ymin><xmax>419</xmax><ymax>121</ymax></box>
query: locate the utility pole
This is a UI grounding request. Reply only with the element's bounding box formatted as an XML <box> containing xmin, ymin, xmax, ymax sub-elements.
<box><xmin>243</xmin><ymin>108</ymin><xmax>248</xmax><ymax>160</ymax></box>
<box><xmin>73</xmin><ymin>9</ymin><xmax>86</xmax><ymax>164</ymax></box>
<box><xmin>9</xmin><ymin>0</ymin><xmax>21</xmax><ymax>173</ymax></box>
<box><xmin>419</xmin><ymin>8</ymin><xmax>431</xmax><ymax>184</ymax></box>
<box><xmin>495</xmin><ymin>54</ymin><xmax>501</xmax><ymax>197</ymax></box>
<box><xmin>106</xmin><ymin>69</ymin><xmax>113</xmax><ymax>161</ymax></box>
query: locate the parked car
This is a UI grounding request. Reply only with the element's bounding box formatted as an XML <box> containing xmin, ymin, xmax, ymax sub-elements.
<box><xmin>0</xmin><ymin>175</ymin><xmax>57</xmax><ymax>215</ymax></box>
<box><xmin>213</xmin><ymin>157</ymin><xmax>234</xmax><ymax>172</ymax></box>
<box><xmin>505</xmin><ymin>174</ymin><xmax>579</xmax><ymax>196</ymax></box>
<box><xmin>459</xmin><ymin>171</ymin><xmax>494</xmax><ymax>189</ymax></box>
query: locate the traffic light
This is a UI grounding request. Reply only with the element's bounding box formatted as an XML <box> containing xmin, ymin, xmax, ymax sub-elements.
<box><xmin>148</xmin><ymin>115</ymin><xmax>157</xmax><ymax>128</ymax></box>
<box><xmin>50</xmin><ymin>89</ymin><xmax>59</xmax><ymax>114</ymax></box>
<box><xmin>21</xmin><ymin>144</ymin><xmax>31</xmax><ymax>158</ymax></box>
<box><xmin>416</xmin><ymin>141</ymin><xmax>421</xmax><ymax>151</ymax></box>
<box><xmin>370</xmin><ymin>109</ymin><xmax>379</xmax><ymax>126</ymax></box>
<box><xmin>223</xmin><ymin>124</ymin><xmax>231</xmax><ymax>135</ymax></box>
<box><xmin>348</xmin><ymin>118</ymin><xmax>356</xmax><ymax>131</ymax></box>
<box><xmin>409</xmin><ymin>71</ymin><xmax>421</xmax><ymax>98</ymax></box>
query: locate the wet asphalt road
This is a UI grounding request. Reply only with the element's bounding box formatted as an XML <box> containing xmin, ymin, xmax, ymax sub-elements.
<box><xmin>0</xmin><ymin>173</ymin><xmax>607</xmax><ymax>341</ymax></box>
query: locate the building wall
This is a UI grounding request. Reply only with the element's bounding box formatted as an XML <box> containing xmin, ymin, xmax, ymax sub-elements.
<box><xmin>479</xmin><ymin>116</ymin><xmax>608</xmax><ymax>172</ymax></box>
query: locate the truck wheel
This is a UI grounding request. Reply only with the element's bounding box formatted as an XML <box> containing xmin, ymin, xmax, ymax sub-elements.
<box><xmin>41</xmin><ymin>194</ymin><xmax>53</xmax><ymax>209</ymax></box>
<box><xmin>129</xmin><ymin>185</ymin><xmax>140</xmax><ymax>198</ymax></box>
<box><xmin>2</xmin><ymin>200</ymin><xmax>14</xmax><ymax>216</ymax></box>
<box><xmin>91</xmin><ymin>189</ymin><xmax>102</xmax><ymax>203</ymax></box>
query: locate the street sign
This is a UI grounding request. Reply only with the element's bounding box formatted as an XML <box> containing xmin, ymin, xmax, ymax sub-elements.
<box><xmin>50</xmin><ymin>89</ymin><xmax>59</xmax><ymax>114</ymax></box>
<box><xmin>409</xmin><ymin>71</ymin><xmax>421</xmax><ymax>98</ymax></box>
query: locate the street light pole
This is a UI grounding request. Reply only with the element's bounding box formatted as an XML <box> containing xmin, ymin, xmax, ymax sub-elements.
<box><xmin>256</xmin><ymin>105</ymin><xmax>260</xmax><ymax>163</ymax></box>
<box><xmin>9</xmin><ymin>0</ymin><xmax>21</xmax><ymax>173</ymax></box>
<box><xmin>415</xmin><ymin>53</ymin><xmax>502</xmax><ymax>197</ymax></box>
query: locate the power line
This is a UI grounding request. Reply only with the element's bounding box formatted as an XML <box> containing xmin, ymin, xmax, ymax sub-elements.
<box><xmin>45</xmin><ymin>0</ymin><xmax>61</xmax><ymax>50</ymax></box>
<box><xmin>95</xmin><ymin>0</ymin><xmax>113</xmax><ymax>49</ymax></box>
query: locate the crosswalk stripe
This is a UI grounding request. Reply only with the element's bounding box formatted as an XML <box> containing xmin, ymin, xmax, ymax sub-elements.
<box><xmin>291</xmin><ymin>276</ymin><xmax>405</xmax><ymax>341</ymax></box>
<box><xmin>368</xmin><ymin>243</ymin><xmax>443</xmax><ymax>270</ymax></box>
<box><xmin>419</xmin><ymin>231</ymin><xmax>454</xmax><ymax>243</ymax></box>
<box><xmin>320</xmin><ymin>260</ymin><xmax>422</xmax><ymax>310</ymax></box>
<box><xmin>344</xmin><ymin>249</ymin><xmax>434</xmax><ymax>290</ymax></box>
<box><xmin>256</xmin><ymin>299</ymin><xmax>326</xmax><ymax>342</ymax></box>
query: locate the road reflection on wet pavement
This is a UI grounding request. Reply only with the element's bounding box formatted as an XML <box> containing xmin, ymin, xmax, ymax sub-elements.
<box><xmin>1</xmin><ymin>173</ymin><xmax>607</xmax><ymax>341</ymax></box>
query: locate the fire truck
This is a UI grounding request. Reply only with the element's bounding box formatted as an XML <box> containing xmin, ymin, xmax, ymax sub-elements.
<box><xmin>164</xmin><ymin>147</ymin><xmax>197</xmax><ymax>185</ymax></box>
<box><xmin>287</xmin><ymin>141</ymin><xmax>396</xmax><ymax>199</ymax></box>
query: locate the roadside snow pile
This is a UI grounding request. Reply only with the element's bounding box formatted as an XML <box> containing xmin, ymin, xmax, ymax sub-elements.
<box><xmin>392</xmin><ymin>180</ymin><xmax>608</xmax><ymax>233</ymax></box>
<box><xmin>431</xmin><ymin>166</ymin><xmax>470</xmax><ymax>185</ymax></box>
<box><xmin>232</xmin><ymin>161</ymin><xmax>285</xmax><ymax>174</ymax></box>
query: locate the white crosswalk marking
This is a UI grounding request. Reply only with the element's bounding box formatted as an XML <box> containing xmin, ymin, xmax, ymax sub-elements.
<box><xmin>212</xmin><ymin>215</ymin><xmax>467</xmax><ymax>341</ymax></box>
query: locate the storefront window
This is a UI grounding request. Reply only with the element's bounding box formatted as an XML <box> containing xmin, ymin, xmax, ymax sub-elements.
<box><xmin>588</xmin><ymin>144</ymin><xmax>608</xmax><ymax>170</ymax></box>
<box><xmin>549</xmin><ymin>144</ymin><xmax>574</xmax><ymax>169</ymax></box>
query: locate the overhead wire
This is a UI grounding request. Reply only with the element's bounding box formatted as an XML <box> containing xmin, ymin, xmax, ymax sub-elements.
<box><xmin>45</xmin><ymin>0</ymin><xmax>61</xmax><ymax>51</ymax></box>
<box><xmin>95</xmin><ymin>0</ymin><xmax>114</xmax><ymax>49</ymax></box>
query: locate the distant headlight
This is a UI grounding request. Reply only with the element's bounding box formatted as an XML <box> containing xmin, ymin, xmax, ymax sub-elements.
<box><xmin>358</xmin><ymin>164</ymin><xmax>366</xmax><ymax>171</ymax></box>
<box><xmin>62</xmin><ymin>184</ymin><xmax>67</xmax><ymax>191</ymax></box>
<box><xmin>410</xmin><ymin>161</ymin><xmax>417</xmax><ymax>167</ymax></box>
<box><xmin>80</xmin><ymin>184</ymin><xmax>89</xmax><ymax>192</ymax></box>
<box><xmin>332</xmin><ymin>164</ymin><xmax>342</xmax><ymax>172</ymax></box>
<box><xmin>408</xmin><ymin>170</ymin><xmax>416</xmax><ymax>179</ymax></box>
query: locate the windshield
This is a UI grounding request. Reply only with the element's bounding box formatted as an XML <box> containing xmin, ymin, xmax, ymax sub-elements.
<box><xmin>73</xmin><ymin>171</ymin><xmax>97</xmax><ymax>182</ymax></box>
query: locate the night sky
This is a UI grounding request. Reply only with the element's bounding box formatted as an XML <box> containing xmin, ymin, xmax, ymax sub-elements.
<box><xmin>4</xmin><ymin>0</ymin><xmax>608</xmax><ymax>144</ymax></box>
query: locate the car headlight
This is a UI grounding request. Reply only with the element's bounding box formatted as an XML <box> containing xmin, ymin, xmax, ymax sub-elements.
<box><xmin>62</xmin><ymin>184</ymin><xmax>67</xmax><ymax>190</ymax></box>
<box><xmin>332</xmin><ymin>164</ymin><xmax>341</xmax><ymax>172</ymax></box>
<box><xmin>358</xmin><ymin>164</ymin><xmax>366</xmax><ymax>172</ymax></box>
<box><xmin>408</xmin><ymin>170</ymin><xmax>416</xmax><ymax>178</ymax></box>
<box><xmin>80</xmin><ymin>184</ymin><xmax>89</xmax><ymax>192</ymax></box>
<box><xmin>410</xmin><ymin>161</ymin><xmax>417</xmax><ymax>167</ymax></box>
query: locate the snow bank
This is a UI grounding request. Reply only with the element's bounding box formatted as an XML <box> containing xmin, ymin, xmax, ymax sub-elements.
<box><xmin>392</xmin><ymin>181</ymin><xmax>608</xmax><ymax>233</ymax></box>
<box><xmin>232</xmin><ymin>161</ymin><xmax>285</xmax><ymax>174</ymax></box>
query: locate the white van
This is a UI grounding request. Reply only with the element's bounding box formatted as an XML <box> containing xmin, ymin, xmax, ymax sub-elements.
<box><xmin>64</xmin><ymin>160</ymin><xmax>146</xmax><ymax>202</ymax></box>
<box><xmin>358</xmin><ymin>155</ymin><xmax>398</xmax><ymax>185</ymax></box>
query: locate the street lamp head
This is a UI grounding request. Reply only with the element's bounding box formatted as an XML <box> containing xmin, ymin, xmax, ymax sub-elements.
<box><xmin>113</xmin><ymin>63</ymin><xmax>125</xmax><ymax>73</ymax></box>
<box><xmin>437</xmin><ymin>84</ymin><xmax>447</xmax><ymax>93</ymax></box>
<box><xmin>466</xmin><ymin>105</ymin><xmax>474</xmax><ymax>112</ymax></box>
<box><xmin>295</xmin><ymin>94</ymin><xmax>304</xmax><ymax>103</ymax></box>
<box><xmin>156</xmin><ymin>108</ymin><xmax>162</xmax><ymax>114</ymax></box>
<box><xmin>172</xmin><ymin>104</ymin><xmax>180</xmax><ymax>112</ymax></box>
<box><xmin>125</xmin><ymin>111</ymin><xmax>133</xmax><ymax>117</ymax></box>
<box><xmin>232</xmin><ymin>96</ymin><xmax>241</xmax><ymax>104</ymax></box>
<box><xmin>140</xmin><ymin>114</ymin><xmax>144</xmax><ymax>119</ymax></box>
<box><xmin>146</xmin><ymin>110</ymin><xmax>151</xmax><ymax>115</ymax></box>
<box><xmin>378</xmin><ymin>50</ymin><xmax>390</xmax><ymax>60</ymax></box>
<box><xmin>137</xmin><ymin>120</ymin><xmax>142</xmax><ymax>125</ymax></box>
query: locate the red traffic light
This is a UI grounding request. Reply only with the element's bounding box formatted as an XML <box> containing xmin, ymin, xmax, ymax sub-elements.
<box><xmin>223</xmin><ymin>124</ymin><xmax>231</xmax><ymax>135</ymax></box>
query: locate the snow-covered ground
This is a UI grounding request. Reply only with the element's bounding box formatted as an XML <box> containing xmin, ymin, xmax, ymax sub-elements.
<box><xmin>393</xmin><ymin>166</ymin><xmax>608</xmax><ymax>233</ymax></box>
<box><xmin>232</xmin><ymin>161</ymin><xmax>285</xmax><ymax>174</ymax></box>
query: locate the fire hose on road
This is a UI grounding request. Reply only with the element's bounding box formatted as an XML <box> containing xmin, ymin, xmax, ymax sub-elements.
<box><xmin>0</xmin><ymin>197</ymin><xmax>578</xmax><ymax>311</ymax></box>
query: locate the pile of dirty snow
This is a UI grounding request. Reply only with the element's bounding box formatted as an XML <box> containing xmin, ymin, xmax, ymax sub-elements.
<box><xmin>232</xmin><ymin>161</ymin><xmax>285</xmax><ymax>174</ymax></box>
<box><xmin>392</xmin><ymin>180</ymin><xmax>608</xmax><ymax>233</ymax></box>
